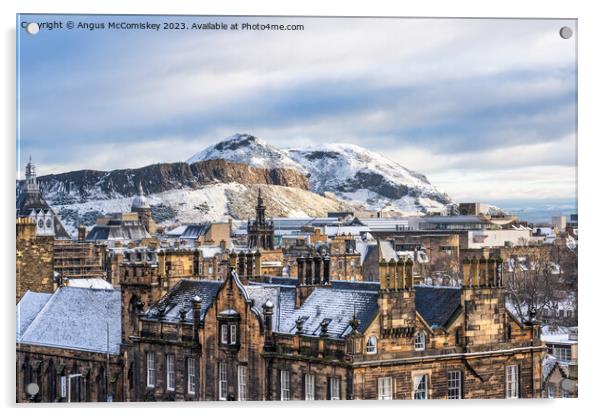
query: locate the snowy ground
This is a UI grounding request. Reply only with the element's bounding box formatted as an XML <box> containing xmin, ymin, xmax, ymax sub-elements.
<box><xmin>54</xmin><ymin>183</ymin><xmax>355</xmax><ymax>237</ymax></box>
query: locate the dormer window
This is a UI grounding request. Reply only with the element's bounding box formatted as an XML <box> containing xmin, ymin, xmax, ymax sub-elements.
<box><xmin>366</xmin><ymin>335</ymin><xmax>378</xmax><ymax>354</ymax></box>
<box><xmin>218</xmin><ymin>309</ymin><xmax>240</xmax><ymax>349</ymax></box>
<box><xmin>415</xmin><ymin>331</ymin><xmax>426</xmax><ymax>351</ymax></box>
<box><xmin>230</xmin><ymin>324</ymin><xmax>237</xmax><ymax>344</ymax></box>
<box><xmin>220</xmin><ymin>324</ymin><xmax>228</xmax><ymax>344</ymax></box>
<box><xmin>220</xmin><ymin>323</ymin><xmax>238</xmax><ymax>345</ymax></box>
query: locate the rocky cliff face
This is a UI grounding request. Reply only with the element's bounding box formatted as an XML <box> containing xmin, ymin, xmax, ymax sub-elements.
<box><xmin>17</xmin><ymin>159</ymin><xmax>309</xmax><ymax>205</ymax></box>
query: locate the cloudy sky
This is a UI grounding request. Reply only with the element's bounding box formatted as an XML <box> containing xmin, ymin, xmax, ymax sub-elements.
<box><xmin>17</xmin><ymin>15</ymin><xmax>576</xmax><ymax>206</ymax></box>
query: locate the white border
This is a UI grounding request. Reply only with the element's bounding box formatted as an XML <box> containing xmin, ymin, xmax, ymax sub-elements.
<box><xmin>2</xmin><ymin>1</ymin><xmax>600</xmax><ymax>415</ymax></box>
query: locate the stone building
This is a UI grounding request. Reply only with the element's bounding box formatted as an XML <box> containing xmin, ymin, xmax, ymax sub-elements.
<box><xmin>118</xmin><ymin>253</ymin><xmax>544</xmax><ymax>401</ymax></box>
<box><xmin>16</xmin><ymin>217</ymin><xmax>54</xmax><ymax>302</ymax></box>
<box><xmin>542</xmin><ymin>355</ymin><xmax>577</xmax><ymax>398</ymax></box>
<box><xmin>16</xmin><ymin>157</ymin><xmax>70</xmax><ymax>239</ymax></box>
<box><xmin>540</xmin><ymin>326</ymin><xmax>578</xmax><ymax>398</ymax></box>
<box><xmin>165</xmin><ymin>223</ymin><xmax>231</xmax><ymax>247</ymax></box>
<box><xmin>84</xmin><ymin>191</ymin><xmax>156</xmax><ymax>246</ymax></box>
<box><xmin>328</xmin><ymin>234</ymin><xmax>362</xmax><ymax>281</ymax></box>
<box><xmin>247</xmin><ymin>189</ymin><xmax>274</xmax><ymax>250</ymax></box>
<box><xmin>16</xmin><ymin>287</ymin><xmax>123</xmax><ymax>402</ymax></box>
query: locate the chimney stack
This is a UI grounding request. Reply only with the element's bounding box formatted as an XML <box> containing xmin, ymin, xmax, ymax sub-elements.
<box><xmin>263</xmin><ymin>300</ymin><xmax>274</xmax><ymax>349</ymax></box>
<box><xmin>192</xmin><ymin>295</ymin><xmax>202</xmax><ymax>342</ymax></box>
<box><xmin>77</xmin><ymin>224</ymin><xmax>87</xmax><ymax>242</ymax></box>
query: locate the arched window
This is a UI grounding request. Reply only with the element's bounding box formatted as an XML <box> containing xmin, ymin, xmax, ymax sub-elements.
<box><xmin>415</xmin><ymin>331</ymin><xmax>426</xmax><ymax>351</ymax></box>
<box><xmin>47</xmin><ymin>360</ymin><xmax>56</xmax><ymax>402</ymax></box>
<box><xmin>366</xmin><ymin>336</ymin><xmax>378</xmax><ymax>354</ymax></box>
<box><xmin>455</xmin><ymin>327</ymin><xmax>463</xmax><ymax>346</ymax></box>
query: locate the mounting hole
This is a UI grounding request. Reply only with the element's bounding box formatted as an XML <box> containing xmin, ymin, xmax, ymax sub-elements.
<box><xmin>559</xmin><ymin>26</ymin><xmax>573</xmax><ymax>39</ymax></box>
<box><xmin>26</xmin><ymin>22</ymin><xmax>40</xmax><ymax>35</ymax></box>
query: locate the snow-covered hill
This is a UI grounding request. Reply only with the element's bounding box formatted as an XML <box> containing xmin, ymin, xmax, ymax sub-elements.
<box><xmin>19</xmin><ymin>133</ymin><xmax>454</xmax><ymax>236</ymax></box>
<box><xmin>188</xmin><ymin>134</ymin><xmax>452</xmax><ymax>215</ymax></box>
<box><xmin>54</xmin><ymin>183</ymin><xmax>353</xmax><ymax>237</ymax></box>
<box><xmin>287</xmin><ymin>143</ymin><xmax>451</xmax><ymax>214</ymax></box>
<box><xmin>187</xmin><ymin>134</ymin><xmax>305</xmax><ymax>171</ymax></box>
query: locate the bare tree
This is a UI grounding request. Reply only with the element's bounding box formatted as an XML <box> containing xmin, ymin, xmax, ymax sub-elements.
<box><xmin>504</xmin><ymin>245</ymin><xmax>568</xmax><ymax>325</ymax></box>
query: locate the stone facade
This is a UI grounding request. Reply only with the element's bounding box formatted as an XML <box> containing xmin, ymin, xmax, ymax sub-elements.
<box><xmin>16</xmin><ymin>345</ymin><xmax>123</xmax><ymax>403</ymax></box>
<box><xmin>116</xmin><ymin>253</ymin><xmax>544</xmax><ymax>402</ymax></box>
<box><xmin>16</xmin><ymin>217</ymin><xmax>54</xmax><ymax>302</ymax></box>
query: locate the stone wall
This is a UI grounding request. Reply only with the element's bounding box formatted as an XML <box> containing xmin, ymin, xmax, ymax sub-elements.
<box><xmin>16</xmin><ymin>344</ymin><xmax>123</xmax><ymax>403</ymax></box>
<box><xmin>16</xmin><ymin>218</ymin><xmax>54</xmax><ymax>302</ymax></box>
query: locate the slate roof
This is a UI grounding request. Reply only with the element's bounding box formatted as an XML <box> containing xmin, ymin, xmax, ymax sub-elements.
<box><xmin>16</xmin><ymin>191</ymin><xmax>71</xmax><ymax>239</ymax></box>
<box><xmin>67</xmin><ymin>278</ymin><xmax>113</xmax><ymax>290</ymax></box>
<box><xmin>86</xmin><ymin>222</ymin><xmax>151</xmax><ymax>241</ymax></box>
<box><xmin>17</xmin><ymin>286</ymin><xmax>122</xmax><ymax>354</ymax></box>
<box><xmin>16</xmin><ymin>291</ymin><xmax>52</xmax><ymax>340</ymax></box>
<box><xmin>243</xmin><ymin>285</ymin><xmax>281</xmax><ymax>319</ymax></box>
<box><xmin>277</xmin><ymin>286</ymin><xmax>379</xmax><ymax>339</ymax></box>
<box><xmin>330</xmin><ymin>280</ymin><xmax>380</xmax><ymax>291</ymax></box>
<box><xmin>16</xmin><ymin>189</ymin><xmax>48</xmax><ymax>214</ymax></box>
<box><xmin>180</xmin><ymin>223</ymin><xmax>211</xmax><ymax>239</ymax></box>
<box><xmin>542</xmin><ymin>354</ymin><xmax>561</xmax><ymax>381</ymax></box>
<box><xmin>415</xmin><ymin>286</ymin><xmax>462</xmax><ymax>329</ymax></box>
<box><xmin>146</xmin><ymin>279</ymin><xmax>223</xmax><ymax>322</ymax></box>
<box><xmin>142</xmin><ymin>276</ymin><xmax>466</xmax><ymax>340</ymax></box>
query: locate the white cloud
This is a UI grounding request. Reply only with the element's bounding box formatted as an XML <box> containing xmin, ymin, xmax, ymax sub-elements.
<box><xmin>19</xmin><ymin>16</ymin><xmax>577</xmax><ymax>203</ymax></box>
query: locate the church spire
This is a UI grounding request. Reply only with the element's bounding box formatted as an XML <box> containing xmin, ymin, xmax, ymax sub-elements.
<box><xmin>25</xmin><ymin>155</ymin><xmax>38</xmax><ymax>193</ymax></box>
<box><xmin>248</xmin><ymin>187</ymin><xmax>274</xmax><ymax>250</ymax></box>
<box><xmin>255</xmin><ymin>188</ymin><xmax>266</xmax><ymax>226</ymax></box>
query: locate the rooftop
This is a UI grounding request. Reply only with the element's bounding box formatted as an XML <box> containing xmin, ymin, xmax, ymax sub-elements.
<box><xmin>17</xmin><ymin>286</ymin><xmax>122</xmax><ymax>354</ymax></box>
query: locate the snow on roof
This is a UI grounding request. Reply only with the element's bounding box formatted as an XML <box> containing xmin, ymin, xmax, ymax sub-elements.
<box><xmin>541</xmin><ymin>325</ymin><xmax>578</xmax><ymax>345</ymax></box>
<box><xmin>165</xmin><ymin>225</ymin><xmax>188</xmax><ymax>236</ymax></box>
<box><xmin>356</xmin><ymin>240</ymin><xmax>377</xmax><ymax>264</ymax></box>
<box><xmin>542</xmin><ymin>354</ymin><xmax>560</xmax><ymax>381</ymax></box>
<box><xmin>180</xmin><ymin>223</ymin><xmax>211</xmax><ymax>239</ymax></box>
<box><xmin>379</xmin><ymin>240</ymin><xmax>398</xmax><ymax>261</ymax></box>
<box><xmin>277</xmin><ymin>286</ymin><xmax>379</xmax><ymax>339</ymax></box>
<box><xmin>324</xmin><ymin>225</ymin><xmax>370</xmax><ymax>236</ymax></box>
<box><xmin>198</xmin><ymin>245</ymin><xmax>224</xmax><ymax>258</ymax></box>
<box><xmin>359</xmin><ymin>218</ymin><xmax>411</xmax><ymax>231</ymax></box>
<box><xmin>243</xmin><ymin>285</ymin><xmax>282</xmax><ymax>325</ymax></box>
<box><xmin>271</xmin><ymin>217</ymin><xmax>341</xmax><ymax>230</ymax></box>
<box><xmin>85</xmin><ymin>222</ymin><xmax>151</xmax><ymax>241</ymax></box>
<box><xmin>146</xmin><ymin>279</ymin><xmax>223</xmax><ymax>323</ymax></box>
<box><xmin>16</xmin><ymin>291</ymin><xmax>52</xmax><ymax>340</ymax></box>
<box><xmin>67</xmin><ymin>278</ymin><xmax>113</xmax><ymax>290</ymax></box>
<box><xmin>17</xmin><ymin>286</ymin><xmax>122</xmax><ymax>354</ymax></box>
